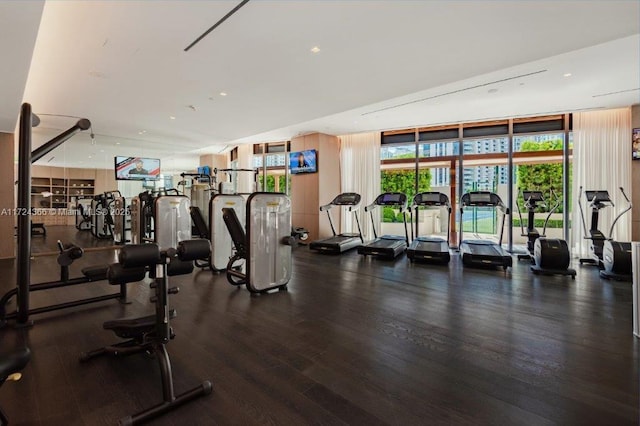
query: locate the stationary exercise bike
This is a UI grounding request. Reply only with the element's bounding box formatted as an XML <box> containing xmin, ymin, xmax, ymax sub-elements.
<box><xmin>578</xmin><ymin>187</ymin><xmax>632</xmax><ymax>279</ymax></box>
<box><xmin>516</xmin><ymin>189</ymin><xmax>575</xmax><ymax>278</ymax></box>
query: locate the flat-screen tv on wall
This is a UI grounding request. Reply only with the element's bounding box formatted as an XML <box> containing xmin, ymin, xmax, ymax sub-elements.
<box><xmin>289</xmin><ymin>149</ymin><xmax>317</xmax><ymax>174</ymax></box>
<box><xmin>633</xmin><ymin>128</ymin><xmax>640</xmax><ymax>160</ymax></box>
<box><xmin>114</xmin><ymin>156</ymin><xmax>161</xmax><ymax>180</ymax></box>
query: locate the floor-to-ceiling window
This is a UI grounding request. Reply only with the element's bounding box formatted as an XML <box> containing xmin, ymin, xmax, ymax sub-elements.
<box><xmin>417</xmin><ymin>127</ymin><xmax>460</xmax><ymax>245</ymax></box>
<box><xmin>379</xmin><ymin>133</ymin><xmax>416</xmax><ymax>236</ymax></box>
<box><xmin>379</xmin><ymin>114</ymin><xmax>573</xmax><ymax>251</ymax></box>
<box><xmin>253</xmin><ymin>142</ymin><xmax>290</xmax><ymax>194</ymax></box>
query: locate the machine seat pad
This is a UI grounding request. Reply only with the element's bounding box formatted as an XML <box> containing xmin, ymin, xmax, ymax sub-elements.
<box><xmin>103</xmin><ymin>310</ymin><xmax>176</xmax><ymax>336</ymax></box>
<box><xmin>0</xmin><ymin>347</ymin><xmax>30</xmax><ymax>379</ymax></box>
<box><xmin>81</xmin><ymin>265</ymin><xmax>109</xmax><ymax>281</ymax></box>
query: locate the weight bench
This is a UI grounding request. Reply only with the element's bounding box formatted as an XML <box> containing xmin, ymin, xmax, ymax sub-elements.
<box><xmin>80</xmin><ymin>240</ymin><xmax>212</xmax><ymax>425</ymax></box>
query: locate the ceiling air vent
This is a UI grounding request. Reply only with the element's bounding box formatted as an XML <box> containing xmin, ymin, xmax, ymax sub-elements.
<box><xmin>362</xmin><ymin>70</ymin><xmax>548</xmax><ymax>116</ymax></box>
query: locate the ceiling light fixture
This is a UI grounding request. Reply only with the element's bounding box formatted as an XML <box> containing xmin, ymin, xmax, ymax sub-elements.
<box><xmin>310</xmin><ymin>46</ymin><xmax>320</xmax><ymax>53</ymax></box>
<box><xmin>563</xmin><ymin>73</ymin><xmax>572</xmax><ymax>77</ymax></box>
<box><xmin>138</xmin><ymin>130</ymin><xmax>147</xmax><ymax>135</ymax></box>
<box><xmin>116</xmin><ymin>142</ymin><xmax>121</xmax><ymax>145</ymax></box>
<box><xmin>169</xmin><ymin>116</ymin><xmax>176</xmax><ymax>120</ymax></box>
<box><xmin>220</xmin><ymin>92</ymin><xmax>227</xmax><ymax>96</ymax></box>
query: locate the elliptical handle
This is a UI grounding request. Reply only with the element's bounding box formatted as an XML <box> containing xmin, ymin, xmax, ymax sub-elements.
<box><xmin>619</xmin><ymin>187</ymin><xmax>631</xmax><ymax>203</ymax></box>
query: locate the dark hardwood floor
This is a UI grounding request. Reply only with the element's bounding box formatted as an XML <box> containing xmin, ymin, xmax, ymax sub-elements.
<box><xmin>0</xmin><ymin>227</ymin><xmax>638</xmax><ymax>425</ymax></box>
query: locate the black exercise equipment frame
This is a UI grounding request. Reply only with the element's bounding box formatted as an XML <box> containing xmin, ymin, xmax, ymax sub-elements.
<box><xmin>80</xmin><ymin>242</ymin><xmax>212</xmax><ymax>425</ymax></box>
<box><xmin>5</xmin><ymin>103</ymin><xmax>128</xmax><ymax>328</ymax></box>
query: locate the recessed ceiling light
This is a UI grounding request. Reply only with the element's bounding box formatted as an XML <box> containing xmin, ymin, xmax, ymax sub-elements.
<box><xmin>563</xmin><ymin>73</ymin><xmax>572</xmax><ymax>77</ymax></box>
<box><xmin>310</xmin><ymin>46</ymin><xmax>321</xmax><ymax>53</ymax></box>
<box><xmin>88</xmin><ymin>155</ymin><xmax>92</xmax><ymax>159</ymax></box>
<box><xmin>116</xmin><ymin>142</ymin><xmax>121</xmax><ymax>145</ymax></box>
<box><xmin>138</xmin><ymin>130</ymin><xmax>146</xmax><ymax>135</ymax></box>
<box><xmin>169</xmin><ymin>116</ymin><xmax>176</xmax><ymax>120</ymax></box>
<box><xmin>219</xmin><ymin>92</ymin><xmax>227</xmax><ymax>97</ymax></box>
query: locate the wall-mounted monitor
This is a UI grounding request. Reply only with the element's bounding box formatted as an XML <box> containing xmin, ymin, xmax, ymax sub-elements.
<box><xmin>633</xmin><ymin>128</ymin><xmax>640</xmax><ymax>160</ymax></box>
<box><xmin>289</xmin><ymin>149</ymin><xmax>317</xmax><ymax>174</ymax></box>
<box><xmin>114</xmin><ymin>156</ymin><xmax>161</xmax><ymax>180</ymax></box>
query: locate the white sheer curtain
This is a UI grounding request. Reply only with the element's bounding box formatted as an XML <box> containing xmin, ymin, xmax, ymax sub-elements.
<box><xmin>339</xmin><ymin>132</ymin><xmax>381</xmax><ymax>240</ymax></box>
<box><xmin>570</xmin><ymin>108</ymin><xmax>632</xmax><ymax>258</ymax></box>
<box><xmin>235</xmin><ymin>144</ymin><xmax>254</xmax><ymax>194</ymax></box>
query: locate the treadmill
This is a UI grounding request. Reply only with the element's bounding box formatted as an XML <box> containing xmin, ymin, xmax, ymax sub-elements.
<box><xmin>309</xmin><ymin>192</ymin><xmax>364</xmax><ymax>254</ymax></box>
<box><xmin>406</xmin><ymin>192</ymin><xmax>451</xmax><ymax>264</ymax></box>
<box><xmin>459</xmin><ymin>191</ymin><xmax>512</xmax><ymax>270</ymax></box>
<box><xmin>357</xmin><ymin>192</ymin><xmax>408</xmax><ymax>259</ymax></box>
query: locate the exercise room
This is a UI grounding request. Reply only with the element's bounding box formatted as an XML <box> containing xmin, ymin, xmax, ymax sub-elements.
<box><xmin>0</xmin><ymin>1</ymin><xmax>638</xmax><ymax>425</ymax></box>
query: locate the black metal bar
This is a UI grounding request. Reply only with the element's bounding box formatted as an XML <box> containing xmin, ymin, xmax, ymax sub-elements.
<box><xmin>124</xmin><ymin>381</ymin><xmax>212</xmax><ymax>425</ymax></box>
<box><xmin>31</xmin><ymin>119</ymin><xmax>90</xmax><ymax>163</ymax></box>
<box><xmin>354</xmin><ymin>211</ymin><xmax>364</xmax><ymax>243</ymax></box>
<box><xmin>184</xmin><ymin>0</ymin><xmax>251</xmax><ymax>52</ymax></box>
<box><xmin>16</xmin><ymin>104</ymin><xmax>33</xmax><ymax>324</ymax></box>
<box><xmin>326</xmin><ymin>210</ymin><xmax>337</xmax><ymax>236</ymax></box>
<box><xmin>23</xmin><ymin>276</ymin><xmax>92</xmax><ymax>291</ymax></box>
<box><xmin>4</xmin><ymin>292</ymin><xmax>124</xmax><ymax>320</ymax></box>
<box><xmin>563</xmin><ymin>114</ymin><xmax>570</xmax><ymax>242</ymax></box>
<box><xmin>158</xmin><ymin>344</ymin><xmax>175</xmax><ymax>402</ymax></box>
<box><xmin>14</xmin><ymin>104</ymin><xmax>91</xmax><ymax>326</ymax></box>
<box><xmin>507</xmin><ymin>119</ymin><xmax>514</xmax><ymax>252</ymax></box>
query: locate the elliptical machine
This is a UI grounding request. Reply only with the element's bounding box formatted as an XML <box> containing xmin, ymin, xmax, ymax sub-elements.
<box><xmin>600</xmin><ymin>188</ymin><xmax>632</xmax><ymax>281</ymax></box>
<box><xmin>578</xmin><ymin>187</ymin><xmax>613</xmax><ymax>268</ymax></box>
<box><xmin>516</xmin><ymin>189</ymin><xmax>575</xmax><ymax>278</ymax></box>
<box><xmin>516</xmin><ymin>190</ymin><xmax>549</xmax><ymax>262</ymax></box>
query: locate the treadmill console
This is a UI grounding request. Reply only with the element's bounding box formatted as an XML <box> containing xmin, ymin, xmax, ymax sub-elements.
<box><xmin>332</xmin><ymin>192</ymin><xmax>361</xmax><ymax>206</ymax></box>
<box><xmin>376</xmin><ymin>193</ymin><xmax>407</xmax><ymax>206</ymax></box>
<box><xmin>414</xmin><ymin>192</ymin><xmax>449</xmax><ymax>206</ymax></box>
<box><xmin>465</xmin><ymin>192</ymin><xmax>494</xmax><ymax>206</ymax></box>
<box><xmin>585</xmin><ymin>190</ymin><xmax>610</xmax><ymax>203</ymax></box>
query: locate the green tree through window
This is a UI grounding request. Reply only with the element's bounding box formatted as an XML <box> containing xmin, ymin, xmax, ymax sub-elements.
<box><xmin>380</xmin><ymin>168</ymin><xmax>431</xmax><ymax>222</ymax></box>
<box><xmin>516</xmin><ymin>139</ymin><xmax>570</xmax><ymax>227</ymax></box>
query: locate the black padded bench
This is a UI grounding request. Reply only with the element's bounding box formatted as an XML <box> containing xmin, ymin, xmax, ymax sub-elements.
<box><xmin>0</xmin><ymin>346</ymin><xmax>31</xmax><ymax>424</ymax></box>
<box><xmin>81</xmin><ymin>265</ymin><xmax>110</xmax><ymax>282</ymax></box>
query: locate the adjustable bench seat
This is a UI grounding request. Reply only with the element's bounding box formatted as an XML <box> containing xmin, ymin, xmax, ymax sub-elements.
<box><xmin>81</xmin><ymin>265</ymin><xmax>110</xmax><ymax>281</ymax></box>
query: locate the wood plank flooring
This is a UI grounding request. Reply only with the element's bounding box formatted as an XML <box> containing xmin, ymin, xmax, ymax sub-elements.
<box><xmin>0</xmin><ymin>227</ymin><xmax>637</xmax><ymax>425</ymax></box>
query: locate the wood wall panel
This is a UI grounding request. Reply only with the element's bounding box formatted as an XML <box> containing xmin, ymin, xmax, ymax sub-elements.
<box><xmin>0</xmin><ymin>133</ymin><xmax>15</xmax><ymax>258</ymax></box>
<box><xmin>290</xmin><ymin>133</ymin><xmax>340</xmax><ymax>241</ymax></box>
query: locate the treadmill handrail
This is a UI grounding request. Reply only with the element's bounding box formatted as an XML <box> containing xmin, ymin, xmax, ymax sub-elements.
<box><xmin>411</xmin><ymin>192</ymin><xmax>452</xmax><ymax>245</ymax></box>
<box><xmin>318</xmin><ymin>193</ymin><xmax>364</xmax><ymax>241</ymax></box>
<box><xmin>459</xmin><ymin>191</ymin><xmax>509</xmax><ymax>248</ymax></box>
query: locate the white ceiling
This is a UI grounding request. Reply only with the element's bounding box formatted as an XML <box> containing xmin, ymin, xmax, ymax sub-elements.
<box><xmin>2</xmin><ymin>1</ymin><xmax>639</xmax><ymax>171</ymax></box>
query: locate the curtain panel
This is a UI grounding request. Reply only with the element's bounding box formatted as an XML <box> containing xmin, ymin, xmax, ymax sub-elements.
<box><xmin>339</xmin><ymin>132</ymin><xmax>381</xmax><ymax>240</ymax></box>
<box><xmin>571</xmin><ymin>107</ymin><xmax>632</xmax><ymax>257</ymax></box>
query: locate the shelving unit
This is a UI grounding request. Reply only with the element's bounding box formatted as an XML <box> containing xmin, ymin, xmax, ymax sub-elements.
<box><xmin>30</xmin><ymin>177</ymin><xmax>96</xmax><ymax>225</ymax></box>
